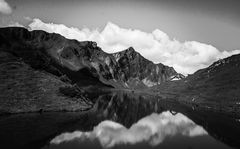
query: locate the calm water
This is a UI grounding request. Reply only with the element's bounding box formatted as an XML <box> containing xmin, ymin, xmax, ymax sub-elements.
<box><xmin>0</xmin><ymin>91</ymin><xmax>240</xmax><ymax>149</ymax></box>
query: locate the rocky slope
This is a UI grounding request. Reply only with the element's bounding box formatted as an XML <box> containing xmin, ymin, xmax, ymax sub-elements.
<box><xmin>111</xmin><ymin>47</ymin><xmax>183</xmax><ymax>88</ymax></box>
<box><xmin>154</xmin><ymin>53</ymin><xmax>240</xmax><ymax>113</ymax></box>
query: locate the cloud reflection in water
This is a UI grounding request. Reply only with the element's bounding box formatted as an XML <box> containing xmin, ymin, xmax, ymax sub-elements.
<box><xmin>50</xmin><ymin>111</ymin><xmax>207</xmax><ymax>148</ymax></box>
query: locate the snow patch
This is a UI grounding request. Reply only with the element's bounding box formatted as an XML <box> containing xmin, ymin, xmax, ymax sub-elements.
<box><xmin>170</xmin><ymin>75</ymin><xmax>182</xmax><ymax>81</ymax></box>
<box><xmin>171</xmin><ymin>78</ymin><xmax>180</xmax><ymax>81</ymax></box>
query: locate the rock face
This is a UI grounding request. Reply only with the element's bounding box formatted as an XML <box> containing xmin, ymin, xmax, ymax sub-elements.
<box><xmin>111</xmin><ymin>47</ymin><xmax>183</xmax><ymax>88</ymax></box>
<box><xmin>0</xmin><ymin>27</ymin><xmax>182</xmax><ymax>90</ymax></box>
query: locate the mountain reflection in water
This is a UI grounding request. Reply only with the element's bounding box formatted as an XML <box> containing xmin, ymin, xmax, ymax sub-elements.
<box><xmin>0</xmin><ymin>91</ymin><xmax>239</xmax><ymax>149</ymax></box>
<box><xmin>50</xmin><ymin>111</ymin><xmax>207</xmax><ymax>148</ymax></box>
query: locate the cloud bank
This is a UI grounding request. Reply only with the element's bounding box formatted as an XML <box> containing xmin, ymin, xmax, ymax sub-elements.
<box><xmin>50</xmin><ymin>111</ymin><xmax>207</xmax><ymax>148</ymax></box>
<box><xmin>7</xmin><ymin>22</ymin><xmax>24</xmax><ymax>27</ymax></box>
<box><xmin>0</xmin><ymin>0</ymin><xmax>12</xmax><ymax>14</ymax></box>
<box><xmin>27</xmin><ymin>18</ymin><xmax>240</xmax><ymax>75</ymax></box>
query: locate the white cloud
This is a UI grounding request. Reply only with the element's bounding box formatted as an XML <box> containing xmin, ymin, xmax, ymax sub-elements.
<box><xmin>50</xmin><ymin>111</ymin><xmax>207</xmax><ymax>148</ymax></box>
<box><xmin>23</xmin><ymin>16</ymin><xmax>32</xmax><ymax>21</ymax></box>
<box><xmin>7</xmin><ymin>22</ymin><xmax>24</xmax><ymax>27</ymax></box>
<box><xmin>28</xmin><ymin>18</ymin><xmax>240</xmax><ymax>75</ymax></box>
<box><xmin>0</xmin><ymin>0</ymin><xmax>12</xmax><ymax>14</ymax></box>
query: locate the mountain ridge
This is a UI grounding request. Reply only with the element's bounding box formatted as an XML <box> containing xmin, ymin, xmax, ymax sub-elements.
<box><xmin>0</xmin><ymin>27</ymin><xmax>182</xmax><ymax>89</ymax></box>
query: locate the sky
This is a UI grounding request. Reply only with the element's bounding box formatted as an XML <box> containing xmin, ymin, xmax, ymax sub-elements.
<box><xmin>0</xmin><ymin>0</ymin><xmax>240</xmax><ymax>75</ymax></box>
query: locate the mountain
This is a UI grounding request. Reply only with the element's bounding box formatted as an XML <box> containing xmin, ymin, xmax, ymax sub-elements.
<box><xmin>1</xmin><ymin>26</ymin><xmax>239</xmax><ymax>115</ymax></box>
<box><xmin>111</xmin><ymin>47</ymin><xmax>183</xmax><ymax>88</ymax></box>
<box><xmin>0</xmin><ymin>27</ymin><xmax>181</xmax><ymax>89</ymax></box>
<box><xmin>155</xmin><ymin>53</ymin><xmax>240</xmax><ymax>113</ymax></box>
<box><xmin>0</xmin><ymin>27</ymin><xmax>181</xmax><ymax>113</ymax></box>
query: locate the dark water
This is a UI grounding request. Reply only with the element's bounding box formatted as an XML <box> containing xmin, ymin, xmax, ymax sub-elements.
<box><xmin>0</xmin><ymin>91</ymin><xmax>240</xmax><ymax>149</ymax></box>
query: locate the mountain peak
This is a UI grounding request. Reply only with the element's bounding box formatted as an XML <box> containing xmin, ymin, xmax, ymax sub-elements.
<box><xmin>127</xmin><ymin>47</ymin><xmax>135</xmax><ymax>52</ymax></box>
<box><xmin>116</xmin><ymin>47</ymin><xmax>137</xmax><ymax>54</ymax></box>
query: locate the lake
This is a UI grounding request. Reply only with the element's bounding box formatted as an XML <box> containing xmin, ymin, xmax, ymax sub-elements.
<box><xmin>0</xmin><ymin>91</ymin><xmax>239</xmax><ymax>149</ymax></box>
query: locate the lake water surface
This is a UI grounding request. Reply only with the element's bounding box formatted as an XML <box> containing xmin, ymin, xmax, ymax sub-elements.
<box><xmin>0</xmin><ymin>91</ymin><xmax>240</xmax><ymax>149</ymax></box>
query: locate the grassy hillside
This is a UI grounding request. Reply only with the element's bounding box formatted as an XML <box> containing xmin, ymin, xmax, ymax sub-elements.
<box><xmin>153</xmin><ymin>54</ymin><xmax>240</xmax><ymax>113</ymax></box>
<box><xmin>0</xmin><ymin>51</ymin><xmax>92</xmax><ymax>114</ymax></box>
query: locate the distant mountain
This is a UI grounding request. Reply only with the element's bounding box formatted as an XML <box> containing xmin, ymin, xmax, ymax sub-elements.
<box><xmin>155</xmin><ymin>53</ymin><xmax>240</xmax><ymax>113</ymax></box>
